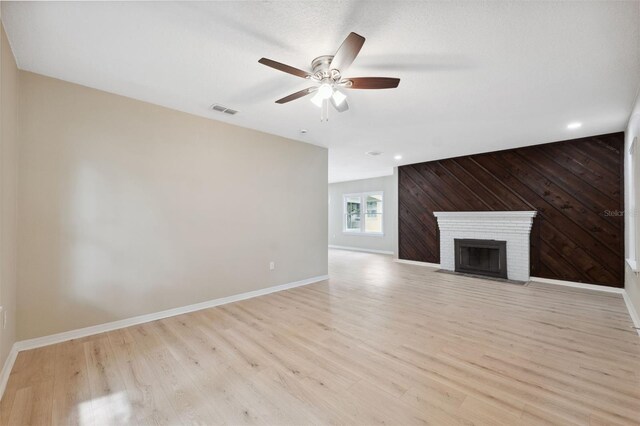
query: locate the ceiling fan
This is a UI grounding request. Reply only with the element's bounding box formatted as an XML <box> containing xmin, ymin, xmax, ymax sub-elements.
<box><xmin>258</xmin><ymin>32</ymin><xmax>400</xmax><ymax>119</ymax></box>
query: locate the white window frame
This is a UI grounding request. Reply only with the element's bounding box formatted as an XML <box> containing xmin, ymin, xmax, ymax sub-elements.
<box><xmin>342</xmin><ymin>191</ymin><xmax>384</xmax><ymax>236</ymax></box>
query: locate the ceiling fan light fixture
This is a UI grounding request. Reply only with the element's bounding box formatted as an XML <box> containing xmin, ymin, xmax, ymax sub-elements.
<box><xmin>332</xmin><ymin>89</ymin><xmax>347</xmax><ymax>106</ymax></box>
<box><xmin>318</xmin><ymin>83</ymin><xmax>334</xmax><ymax>99</ymax></box>
<box><xmin>310</xmin><ymin>91</ymin><xmax>324</xmax><ymax>107</ymax></box>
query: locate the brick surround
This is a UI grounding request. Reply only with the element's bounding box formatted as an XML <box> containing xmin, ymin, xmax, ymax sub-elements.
<box><xmin>433</xmin><ymin>211</ymin><xmax>537</xmax><ymax>282</ymax></box>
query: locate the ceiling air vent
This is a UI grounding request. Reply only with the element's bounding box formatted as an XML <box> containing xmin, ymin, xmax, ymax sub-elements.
<box><xmin>210</xmin><ymin>104</ymin><xmax>238</xmax><ymax>115</ymax></box>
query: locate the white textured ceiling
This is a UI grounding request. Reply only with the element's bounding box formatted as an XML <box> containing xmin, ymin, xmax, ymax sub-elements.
<box><xmin>2</xmin><ymin>1</ymin><xmax>639</xmax><ymax>182</ymax></box>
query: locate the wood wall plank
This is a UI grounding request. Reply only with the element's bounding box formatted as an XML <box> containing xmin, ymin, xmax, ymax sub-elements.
<box><xmin>398</xmin><ymin>132</ymin><xmax>625</xmax><ymax>288</ymax></box>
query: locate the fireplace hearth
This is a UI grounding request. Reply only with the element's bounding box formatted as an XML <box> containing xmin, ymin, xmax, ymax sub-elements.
<box><xmin>454</xmin><ymin>239</ymin><xmax>507</xmax><ymax>279</ymax></box>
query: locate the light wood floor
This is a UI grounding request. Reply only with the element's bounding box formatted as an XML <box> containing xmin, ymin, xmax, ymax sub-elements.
<box><xmin>2</xmin><ymin>249</ymin><xmax>640</xmax><ymax>425</ymax></box>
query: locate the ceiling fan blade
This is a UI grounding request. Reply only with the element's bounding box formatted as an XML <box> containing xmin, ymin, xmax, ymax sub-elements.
<box><xmin>331</xmin><ymin>97</ymin><xmax>349</xmax><ymax>113</ymax></box>
<box><xmin>259</xmin><ymin>58</ymin><xmax>311</xmax><ymax>79</ymax></box>
<box><xmin>275</xmin><ymin>87</ymin><xmax>317</xmax><ymax>104</ymax></box>
<box><xmin>344</xmin><ymin>77</ymin><xmax>400</xmax><ymax>89</ymax></box>
<box><xmin>330</xmin><ymin>32</ymin><xmax>365</xmax><ymax>72</ymax></box>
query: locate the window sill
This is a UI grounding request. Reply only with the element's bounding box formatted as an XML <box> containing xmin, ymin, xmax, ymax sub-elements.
<box><xmin>342</xmin><ymin>231</ymin><xmax>385</xmax><ymax>238</ymax></box>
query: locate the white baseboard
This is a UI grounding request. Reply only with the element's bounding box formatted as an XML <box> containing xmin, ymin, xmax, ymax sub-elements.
<box><xmin>529</xmin><ymin>276</ymin><xmax>624</xmax><ymax>294</ymax></box>
<box><xmin>0</xmin><ymin>273</ymin><xmax>328</xmax><ymax>394</ymax></box>
<box><xmin>394</xmin><ymin>258</ymin><xmax>441</xmax><ymax>268</ymax></box>
<box><xmin>0</xmin><ymin>345</ymin><xmax>18</xmax><ymax>402</ymax></box>
<box><xmin>328</xmin><ymin>245</ymin><xmax>394</xmax><ymax>255</ymax></box>
<box><xmin>0</xmin><ymin>274</ymin><xmax>326</xmax><ymax>401</ymax></box>
<box><xmin>15</xmin><ymin>274</ymin><xmax>328</xmax><ymax>352</ymax></box>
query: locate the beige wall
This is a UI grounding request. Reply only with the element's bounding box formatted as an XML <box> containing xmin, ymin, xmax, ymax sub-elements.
<box><xmin>625</xmin><ymin>92</ymin><xmax>640</xmax><ymax>318</ymax></box>
<box><xmin>329</xmin><ymin>174</ymin><xmax>397</xmax><ymax>254</ymax></box>
<box><xmin>17</xmin><ymin>71</ymin><xmax>327</xmax><ymax>340</ymax></box>
<box><xmin>0</xmin><ymin>23</ymin><xmax>18</xmax><ymax>365</ymax></box>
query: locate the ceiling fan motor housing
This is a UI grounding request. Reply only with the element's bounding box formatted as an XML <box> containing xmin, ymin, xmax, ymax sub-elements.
<box><xmin>312</xmin><ymin>55</ymin><xmax>340</xmax><ymax>82</ymax></box>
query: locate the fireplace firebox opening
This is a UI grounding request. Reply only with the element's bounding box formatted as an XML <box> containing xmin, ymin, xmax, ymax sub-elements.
<box><xmin>454</xmin><ymin>239</ymin><xmax>507</xmax><ymax>279</ymax></box>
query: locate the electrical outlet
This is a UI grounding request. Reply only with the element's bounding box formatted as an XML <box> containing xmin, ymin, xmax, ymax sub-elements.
<box><xmin>269</xmin><ymin>261</ymin><xmax>275</xmax><ymax>271</ymax></box>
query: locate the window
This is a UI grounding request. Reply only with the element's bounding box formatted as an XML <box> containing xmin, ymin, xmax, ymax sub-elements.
<box><xmin>343</xmin><ymin>192</ymin><xmax>383</xmax><ymax>235</ymax></box>
<box><xmin>345</xmin><ymin>195</ymin><xmax>361</xmax><ymax>232</ymax></box>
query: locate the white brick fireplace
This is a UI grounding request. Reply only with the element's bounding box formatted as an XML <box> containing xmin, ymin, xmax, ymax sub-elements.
<box><xmin>433</xmin><ymin>211</ymin><xmax>537</xmax><ymax>282</ymax></box>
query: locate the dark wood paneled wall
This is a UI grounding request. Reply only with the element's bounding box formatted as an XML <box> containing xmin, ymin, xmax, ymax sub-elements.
<box><xmin>398</xmin><ymin>132</ymin><xmax>625</xmax><ymax>288</ymax></box>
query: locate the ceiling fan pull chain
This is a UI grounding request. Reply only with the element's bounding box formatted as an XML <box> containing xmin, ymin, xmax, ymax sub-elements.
<box><xmin>320</xmin><ymin>98</ymin><xmax>329</xmax><ymax>122</ymax></box>
<box><xmin>325</xmin><ymin>98</ymin><xmax>330</xmax><ymax>122</ymax></box>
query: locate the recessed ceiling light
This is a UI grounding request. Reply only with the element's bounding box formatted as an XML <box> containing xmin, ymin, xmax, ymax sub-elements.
<box><xmin>300</xmin><ymin>129</ymin><xmax>308</xmax><ymax>134</ymax></box>
<box><xmin>366</xmin><ymin>151</ymin><xmax>382</xmax><ymax>156</ymax></box>
<box><xmin>567</xmin><ymin>122</ymin><xmax>582</xmax><ymax>129</ymax></box>
<box><xmin>394</xmin><ymin>155</ymin><xmax>402</xmax><ymax>160</ymax></box>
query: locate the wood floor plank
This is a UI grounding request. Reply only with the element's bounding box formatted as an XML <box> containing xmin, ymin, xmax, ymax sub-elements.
<box><xmin>131</xmin><ymin>322</ymin><xmax>225</xmax><ymax>425</ymax></box>
<box><xmin>1</xmin><ymin>249</ymin><xmax>639</xmax><ymax>425</ymax></box>
<box><xmin>6</xmin><ymin>387</ymin><xmax>33</xmax><ymax>426</ymax></box>
<box><xmin>83</xmin><ymin>337</ymin><xmax>133</xmax><ymax>425</ymax></box>
<box><xmin>51</xmin><ymin>339</ymin><xmax>92</xmax><ymax>426</ymax></box>
<box><xmin>106</xmin><ymin>328</ymin><xmax>182</xmax><ymax>425</ymax></box>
